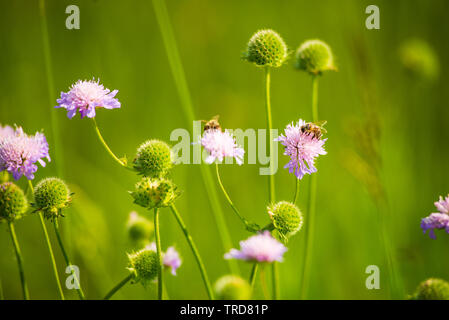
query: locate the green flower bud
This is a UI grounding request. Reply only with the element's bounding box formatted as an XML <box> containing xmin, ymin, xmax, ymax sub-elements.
<box><xmin>412</xmin><ymin>278</ymin><xmax>449</xmax><ymax>300</ymax></box>
<box><xmin>34</xmin><ymin>177</ymin><xmax>71</xmax><ymax>220</ymax></box>
<box><xmin>268</xmin><ymin>201</ymin><xmax>303</xmax><ymax>240</ymax></box>
<box><xmin>127</xmin><ymin>247</ymin><xmax>159</xmax><ymax>286</ymax></box>
<box><xmin>127</xmin><ymin>211</ymin><xmax>154</xmax><ymax>247</ymax></box>
<box><xmin>295</xmin><ymin>39</ymin><xmax>336</xmax><ymax>75</ymax></box>
<box><xmin>133</xmin><ymin>140</ymin><xmax>173</xmax><ymax>178</ymax></box>
<box><xmin>131</xmin><ymin>177</ymin><xmax>180</xmax><ymax>210</ymax></box>
<box><xmin>214</xmin><ymin>275</ymin><xmax>252</xmax><ymax>300</ymax></box>
<box><xmin>0</xmin><ymin>182</ymin><xmax>28</xmax><ymax>222</ymax></box>
<box><xmin>243</xmin><ymin>29</ymin><xmax>288</xmax><ymax>68</ymax></box>
<box><xmin>399</xmin><ymin>39</ymin><xmax>439</xmax><ymax>81</ymax></box>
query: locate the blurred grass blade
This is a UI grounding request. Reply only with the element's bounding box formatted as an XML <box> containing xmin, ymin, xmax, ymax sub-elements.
<box><xmin>151</xmin><ymin>0</ymin><xmax>239</xmax><ymax>274</ymax></box>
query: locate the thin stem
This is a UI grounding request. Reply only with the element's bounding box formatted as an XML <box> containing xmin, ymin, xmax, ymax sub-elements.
<box><xmin>39</xmin><ymin>0</ymin><xmax>64</xmax><ymax>177</ymax></box>
<box><xmin>260</xmin><ymin>266</ymin><xmax>270</xmax><ymax>300</ymax></box>
<box><xmin>103</xmin><ymin>274</ymin><xmax>133</xmax><ymax>300</ymax></box>
<box><xmin>272</xmin><ymin>263</ymin><xmax>280</xmax><ymax>299</ymax></box>
<box><xmin>92</xmin><ymin>118</ymin><xmax>128</xmax><ymax>168</ymax></box>
<box><xmin>154</xmin><ymin>208</ymin><xmax>163</xmax><ymax>300</ymax></box>
<box><xmin>8</xmin><ymin>222</ymin><xmax>29</xmax><ymax>300</ymax></box>
<box><xmin>152</xmin><ymin>0</ymin><xmax>238</xmax><ymax>275</ymax></box>
<box><xmin>293</xmin><ymin>178</ymin><xmax>300</xmax><ymax>204</ymax></box>
<box><xmin>215</xmin><ymin>164</ymin><xmax>253</xmax><ymax>230</ymax></box>
<box><xmin>28</xmin><ymin>180</ymin><xmax>65</xmax><ymax>300</ymax></box>
<box><xmin>0</xmin><ymin>278</ymin><xmax>4</xmax><ymax>300</ymax></box>
<box><xmin>265</xmin><ymin>67</ymin><xmax>275</xmax><ymax>203</ymax></box>
<box><xmin>249</xmin><ymin>263</ymin><xmax>259</xmax><ymax>290</ymax></box>
<box><xmin>53</xmin><ymin>219</ymin><xmax>85</xmax><ymax>300</ymax></box>
<box><xmin>170</xmin><ymin>205</ymin><xmax>214</xmax><ymax>299</ymax></box>
<box><xmin>300</xmin><ymin>76</ymin><xmax>320</xmax><ymax>299</ymax></box>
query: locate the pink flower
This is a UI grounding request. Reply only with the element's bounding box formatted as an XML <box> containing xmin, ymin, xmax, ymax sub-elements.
<box><xmin>435</xmin><ymin>195</ymin><xmax>449</xmax><ymax>214</ymax></box>
<box><xmin>224</xmin><ymin>231</ymin><xmax>287</xmax><ymax>263</ymax></box>
<box><xmin>421</xmin><ymin>194</ymin><xmax>449</xmax><ymax>239</ymax></box>
<box><xmin>200</xmin><ymin>129</ymin><xmax>244</xmax><ymax>165</ymax></box>
<box><xmin>148</xmin><ymin>243</ymin><xmax>182</xmax><ymax>276</ymax></box>
<box><xmin>276</xmin><ymin>119</ymin><xmax>327</xmax><ymax>179</ymax></box>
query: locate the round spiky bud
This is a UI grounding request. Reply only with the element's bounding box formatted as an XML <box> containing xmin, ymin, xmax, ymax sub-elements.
<box><xmin>34</xmin><ymin>177</ymin><xmax>71</xmax><ymax>220</ymax></box>
<box><xmin>0</xmin><ymin>182</ymin><xmax>28</xmax><ymax>222</ymax></box>
<box><xmin>127</xmin><ymin>247</ymin><xmax>159</xmax><ymax>286</ymax></box>
<box><xmin>243</xmin><ymin>29</ymin><xmax>288</xmax><ymax>68</ymax></box>
<box><xmin>412</xmin><ymin>278</ymin><xmax>449</xmax><ymax>300</ymax></box>
<box><xmin>214</xmin><ymin>275</ymin><xmax>252</xmax><ymax>300</ymax></box>
<box><xmin>268</xmin><ymin>201</ymin><xmax>303</xmax><ymax>240</ymax></box>
<box><xmin>399</xmin><ymin>39</ymin><xmax>439</xmax><ymax>81</ymax></box>
<box><xmin>127</xmin><ymin>211</ymin><xmax>154</xmax><ymax>247</ymax></box>
<box><xmin>295</xmin><ymin>39</ymin><xmax>336</xmax><ymax>75</ymax></box>
<box><xmin>133</xmin><ymin>140</ymin><xmax>173</xmax><ymax>178</ymax></box>
<box><xmin>131</xmin><ymin>177</ymin><xmax>179</xmax><ymax>210</ymax></box>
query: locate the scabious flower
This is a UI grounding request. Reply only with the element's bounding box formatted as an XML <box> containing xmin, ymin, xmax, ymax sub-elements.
<box><xmin>421</xmin><ymin>195</ymin><xmax>449</xmax><ymax>239</ymax></box>
<box><xmin>200</xmin><ymin>129</ymin><xmax>244</xmax><ymax>165</ymax></box>
<box><xmin>224</xmin><ymin>231</ymin><xmax>287</xmax><ymax>263</ymax></box>
<box><xmin>55</xmin><ymin>79</ymin><xmax>120</xmax><ymax>119</ymax></box>
<box><xmin>148</xmin><ymin>243</ymin><xmax>182</xmax><ymax>275</ymax></box>
<box><xmin>276</xmin><ymin>119</ymin><xmax>327</xmax><ymax>179</ymax></box>
<box><xmin>0</xmin><ymin>124</ymin><xmax>14</xmax><ymax>139</ymax></box>
<box><xmin>0</xmin><ymin>127</ymin><xmax>50</xmax><ymax>180</ymax></box>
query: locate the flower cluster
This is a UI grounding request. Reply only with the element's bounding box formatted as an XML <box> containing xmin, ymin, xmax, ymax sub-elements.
<box><xmin>55</xmin><ymin>79</ymin><xmax>121</xmax><ymax>119</ymax></box>
<box><xmin>200</xmin><ymin>129</ymin><xmax>244</xmax><ymax>165</ymax></box>
<box><xmin>421</xmin><ymin>195</ymin><xmax>449</xmax><ymax>239</ymax></box>
<box><xmin>0</xmin><ymin>126</ymin><xmax>50</xmax><ymax>180</ymax></box>
<box><xmin>276</xmin><ymin>119</ymin><xmax>327</xmax><ymax>179</ymax></box>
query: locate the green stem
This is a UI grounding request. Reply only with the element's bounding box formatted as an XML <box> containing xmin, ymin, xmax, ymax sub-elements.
<box><xmin>265</xmin><ymin>67</ymin><xmax>275</xmax><ymax>204</ymax></box>
<box><xmin>260</xmin><ymin>266</ymin><xmax>270</xmax><ymax>300</ymax></box>
<box><xmin>92</xmin><ymin>118</ymin><xmax>129</xmax><ymax>168</ymax></box>
<box><xmin>28</xmin><ymin>180</ymin><xmax>65</xmax><ymax>300</ymax></box>
<box><xmin>170</xmin><ymin>205</ymin><xmax>214</xmax><ymax>299</ymax></box>
<box><xmin>293</xmin><ymin>178</ymin><xmax>300</xmax><ymax>204</ymax></box>
<box><xmin>215</xmin><ymin>164</ymin><xmax>253</xmax><ymax>230</ymax></box>
<box><xmin>53</xmin><ymin>219</ymin><xmax>85</xmax><ymax>300</ymax></box>
<box><xmin>152</xmin><ymin>0</ymin><xmax>239</xmax><ymax>275</ymax></box>
<box><xmin>154</xmin><ymin>208</ymin><xmax>163</xmax><ymax>300</ymax></box>
<box><xmin>300</xmin><ymin>76</ymin><xmax>319</xmax><ymax>299</ymax></box>
<box><xmin>249</xmin><ymin>263</ymin><xmax>259</xmax><ymax>290</ymax></box>
<box><xmin>103</xmin><ymin>274</ymin><xmax>133</xmax><ymax>300</ymax></box>
<box><xmin>39</xmin><ymin>0</ymin><xmax>63</xmax><ymax>177</ymax></box>
<box><xmin>272</xmin><ymin>263</ymin><xmax>279</xmax><ymax>299</ymax></box>
<box><xmin>8</xmin><ymin>222</ymin><xmax>29</xmax><ymax>300</ymax></box>
<box><xmin>0</xmin><ymin>277</ymin><xmax>4</xmax><ymax>300</ymax></box>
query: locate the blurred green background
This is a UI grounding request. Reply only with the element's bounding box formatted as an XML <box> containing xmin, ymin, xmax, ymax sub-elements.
<box><xmin>1</xmin><ymin>0</ymin><xmax>449</xmax><ymax>300</ymax></box>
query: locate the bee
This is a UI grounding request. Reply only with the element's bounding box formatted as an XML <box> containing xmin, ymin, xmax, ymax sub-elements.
<box><xmin>300</xmin><ymin>120</ymin><xmax>327</xmax><ymax>139</ymax></box>
<box><xmin>202</xmin><ymin>115</ymin><xmax>221</xmax><ymax>132</ymax></box>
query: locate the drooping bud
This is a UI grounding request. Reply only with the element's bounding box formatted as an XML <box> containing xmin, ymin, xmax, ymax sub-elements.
<box><xmin>127</xmin><ymin>211</ymin><xmax>154</xmax><ymax>247</ymax></box>
<box><xmin>33</xmin><ymin>177</ymin><xmax>71</xmax><ymax>220</ymax></box>
<box><xmin>412</xmin><ymin>278</ymin><xmax>449</xmax><ymax>300</ymax></box>
<box><xmin>268</xmin><ymin>201</ymin><xmax>303</xmax><ymax>241</ymax></box>
<box><xmin>131</xmin><ymin>177</ymin><xmax>179</xmax><ymax>210</ymax></box>
<box><xmin>214</xmin><ymin>275</ymin><xmax>252</xmax><ymax>300</ymax></box>
<box><xmin>127</xmin><ymin>247</ymin><xmax>159</xmax><ymax>286</ymax></box>
<box><xmin>0</xmin><ymin>182</ymin><xmax>28</xmax><ymax>222</ymax></box>
<box><xmin>295</xmin><ymin>39</ymin><xmax>336</xmax><ymax>75</ymax></box>
<box><xmin>133</xmin><ymin>140</ymin><xmax>173</xmax><ymax>178</ymax></box>
<box><xmin>243</xmin><ymin>29</ymin><xmax>288</xmax><ymax>68</ymax></box>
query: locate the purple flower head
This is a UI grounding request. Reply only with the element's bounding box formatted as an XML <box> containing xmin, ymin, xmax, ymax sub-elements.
<box><xmin>434</xmin><ymin>195</ymin><xmax>449</xmax><ymax>214</ymax></box>
<box><xmin>148</xmin><ymin>243</ymin><xmax>182</xmax><ymax>276</ymax></box>
<box><xmin>224</xmin><ymin>231</ymin><xmax>287</xmax><ymax>263</ymax></box>
<box><xmin>200</xmin><ymin>129</ymin><xmax>245</xmax><ymax>165</ymax></box>
<box><xmin>0</xmin><ymin>127</ymin><xmax>50</xmax><ymax>180</ymax></box>
<box><xmin>421</xmin><ymin>213</ymin><xmax>449</xmax><ymax>239</ymax></box>
<box><xmin>0</xmin><ymin>124</ymin><xmax>14</xmax><ymax>139</ymax></box>
<box><xmin>276</xmin><ymin>119</ymin><xmax>327</xmax><ymax>179</ymax></box>
<box><xmin>55</xmin><ymin>79</ymin><xmax>120</xmax><ymax>119</ymax></box>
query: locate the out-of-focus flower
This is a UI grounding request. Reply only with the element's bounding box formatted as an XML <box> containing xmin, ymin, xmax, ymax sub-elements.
<box><xmin>55</xmin><ymin>79</ymin><xmax>120</xmax><ymax>119</ymax></box>
<box><xmin>399</xmin><ymin>39</ymin><xmax>439</xmax><ymax>81</ymax></box>
<box><xmin>224</xmin><ymin>231</ymin><xmax>287</xmax><ymax>263</ymax></box>
<box><xmin>421</xmin><ymin>194</ymin><xmax>449</xmax><ymax>239</ymax></box>
<box><xmin>0</xmin><ymin>182</ymin><xmax>28</xmax><ymax>222</ymax></box>
<box><xmin>0</xmin><ymin>127</ymin><xmax>50</xmax><ymax>180</ymax></box>
<box><xmin>0</xmin><ymin>124</ymin><xmax>14</xmax><ymax>139</ymax></box>
<box><xmin>411</xmin><ymin>278</ymin><xmax>449</xmax><ymax>300</ymax></box>
<box><xmin>200</xmin><ymin>129</ymin><xmax>244</xmax><ymax>165</ymax></box>
<box><xmin>127</xmin><ymin>211</ymin><xmax>154</xmax><ymax>246</ymax></box>
<box><xmin>148</xmin><ymin>243</ymin><xmax>182</xmax><ymax>276</ymax></box>
<box><xmin>276</xmin><ymin>119</ymin><xmax>327</xmax><ymax>179</ymax></box>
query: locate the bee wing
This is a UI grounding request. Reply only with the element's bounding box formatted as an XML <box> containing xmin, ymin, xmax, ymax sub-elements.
<box><xmin>313</xmin><ymin>120</ymin><xmax>327</xmax><ymax>127</ymax></box>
